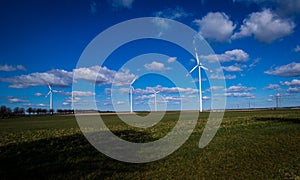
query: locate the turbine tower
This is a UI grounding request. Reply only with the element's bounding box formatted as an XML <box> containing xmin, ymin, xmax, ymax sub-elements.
<box><xmin>129</xmin><ymin>77</ymin><xmax>137</xmax><ymax>113</ymax></box>
<box><xmin>45</xmin><ymin>83</ymin><xmax>58</xmax><ymax>114</ymax></box>
<box><xmin>186</xmin><ymin>41</ymin><xmax>210</xmax><ymax>112</ymax></box>
<box><xmin>152</xmin><ymin>89</ymin><xmax>160</xmax><ymax>112</ymax></box>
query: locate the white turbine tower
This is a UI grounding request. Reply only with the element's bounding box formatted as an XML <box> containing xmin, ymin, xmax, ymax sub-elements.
<box><xmin>186</xmin><ymin>42</ymin><xmax>210</xmax><ymax>112</ymax></box>
<box><xmin>129</xmin><ymin>77</ymin><xmax>137</xmax><ymax>113</ymax></box>
<box><xmin>152</xmin><ymin>89</ymin><xmax>160</xmax><ymax>112</ymax></box>
<box><xmin>45</xmin><ymin>83</ymin><xmax>58</xmax><ymax>114</ymax></box>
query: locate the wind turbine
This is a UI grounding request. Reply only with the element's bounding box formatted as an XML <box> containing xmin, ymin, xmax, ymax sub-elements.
<box><xmin>45</xmin><ymin>83</ymin><xmax>58</xmax><ymax>114</ymax></box>
<box><xmin>186</xmin><ymin>42</ymin><xmax>210</xmax><ymax>112</ymax></box>
<box><xmin>152</xmin><ymin>89</ymin><xmax>160</xmax><ymax>112</ymax></box>
<box><xmin>129</xmin><ymin>77</ymin><xmax>137</xmax><ymax>113</ymax></box>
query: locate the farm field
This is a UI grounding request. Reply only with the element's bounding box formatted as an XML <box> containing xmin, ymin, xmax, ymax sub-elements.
<box><xmin>0</xmin><ymin>109</ymin><xmax>300</xmax><ymax>179</ymax></box>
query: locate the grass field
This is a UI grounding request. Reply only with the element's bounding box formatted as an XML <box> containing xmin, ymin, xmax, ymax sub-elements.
<box><xmin>1</xmin><ymin>110</ymin><xmax>300</xmax><ymax>179</ymax></box>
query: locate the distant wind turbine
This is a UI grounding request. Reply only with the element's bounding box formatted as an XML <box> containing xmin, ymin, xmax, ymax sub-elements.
<box><xmin>186</xmin><ymin>41</ymin><xmax>211</xmax><ymax>112</ymax></box>
<box><xmin>152</xmin><ymin>89</ymin><xmax>160</xmax><ymax>112</ymax></box>
<box><xmin>45</xmin><ymin>83</ymin><xmax>58</xmax><ymax>114</ymax></box>
<box><xmin>129</xmin><ymin>77</ymin><xmax>137</xmax><ymax>113</ymax></box>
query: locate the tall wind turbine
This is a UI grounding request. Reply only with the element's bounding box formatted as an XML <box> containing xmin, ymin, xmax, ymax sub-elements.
<box><xmin>152</xmin><ymin>89</ymin><xmax>160</xmax><ymax>112</ymax></box>
<box><xmin>186</xmin><ymin>42</ymin><xmax>210</xmax><ymax>112</ymax></box>
<box><xmin>45</xmin><ymin>83</ymin><xmax>58</xmax><ymax>114</ymax></box>
<box><xmin>129</xmin><ymin>77</ymin><xmax>137</xmax><ymax>113</ymax></box>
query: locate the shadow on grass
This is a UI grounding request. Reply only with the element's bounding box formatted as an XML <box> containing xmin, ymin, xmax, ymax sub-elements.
<box><xmin>252</xmin><ymin>117</ymin><xmax>300</xmax><ymax>124</ymax></box>
<box><xmin>0</xmin><ymin>130</ymin><xmax>154</xmax><ymax>179</ymax></box>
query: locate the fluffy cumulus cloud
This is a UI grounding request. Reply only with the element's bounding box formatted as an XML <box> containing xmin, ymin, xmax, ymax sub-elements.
<box><xmin>0</xmin><ymin>69</ymin><xmax>72</xmax><ymax>88</ymax></box>
<box><xmin>224</xmin><ymin>92</ymin><xmax>255</xmax><ymax>98</ymax></box>
<box><xmin>121</xmin><ymin>85</ymin><xmax>198</xmax><ymax>95</ymax></box>
<box><xmin>110</xmin><ymin>0</ymin><xmax>134</xmax><ymax>8</ymax></box>
<box><xmin>232</xmin><ymin>9</ymin><xmax>295</xmax><ymax>43</ymax></box>
<box><xmin>281</xmin><ymin>79</ymin><xmax>300</xmax><ymax>87</ymax></box>
<box><xmin>215</xmin><ymin>83</ymin><xmax>256</xmax><ymax>98</ymax></box>
<box><xmin>205</xmin><ymin>86</ymin><xmax>224</xmax><ymax>92</ymax></box>
<box><xmin>265</xmin><ymin>62</ymin><xmax>300</xmax><ymax>77</ymax></box>
<box><xmin>61</xmin><ymin>91</ymin><xmax>96</xmax><ymax>97</ymax></box>
<box><xmin>0</xmin><ymin>65</ymin><xmax>136</xmax><ymax>88</ymax></box>
<box><xmin>225</xmin><ymin>83</ymin><xmax>256</xmax><ymax>93</ymax></box>
<box><xmin>264</xmin><ymin>84</ymin><xmax>280</xmax><ymax>90</ymax></box>
<box><xmin>201</xmin><ymin>49</ymin><xmax>249</xmax><ymax>63</ymax></box>
<box><xmin>194</xmin><ymin>12</ymin><xmax>236</xmax><ymax>42</ymax></box>
<box><xmin>167</xmin><ymin>57</ymin><xmax>177</xmax><ymax>63</ymax></box>
<box><xmin>210</xmin><ymin>74</ymin><xmax>237</xmax><ymax>80</ymax></box>
<box><xmin>0</xmin><ymin>64</ymin><xmax>26</xmax><ymax>72</ymax></box>
<box><xmin>8</xmin><ymin>97</ymin><xmax>29</xmax><ymax>103</ymax></box>
<box><xmin>222</xmin><ymin>65</ymin><xmax>243</xmax><ymax>72</ymax></box>
<box><xmin>287</xmin><ymin>87</ymin><xmax>300</xmax><ymax>93</ymax></box>
<box><xmin>144</xmin><ymin>61</ymin><xmax>171</xmax><ymax>71</ymax></box>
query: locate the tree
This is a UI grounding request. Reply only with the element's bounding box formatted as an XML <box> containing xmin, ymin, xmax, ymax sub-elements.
<box><xmin>13</xmin><ymin>107</ymin><xmax>20</xmax><ymax>116</ymax></box>
<box><xmin>0</xmin><ymin>105</ymin><xmax>7</xmax><ymax>118</ymax></box>
<box><xmin>27</xmin><ymin>107</ymin><xmax>33</xmax><ymax>115</ymax></box>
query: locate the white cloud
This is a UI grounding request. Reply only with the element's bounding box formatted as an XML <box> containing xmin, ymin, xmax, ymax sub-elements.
<box><xmin>222</xmin><ymin>65</ymin><xmax>242</xmax><ymax>72</ymax></box>
<box><xmin>225</xmin><ymin>83</ymin><xmax>256</xmax><ymax>93</ymax></box>
<box><xmin>194</xmin><ymin>12</ymin><xmax>236</xmax><ymax>42</ymax></box>
<box><xmin>280</xmin><ymin>79</ymin><xmax>300</xmax><ymax>86</ymax></box>
<box><xmin>224</xmin><ymin>92</ymin><xmax>255</xmax><ymax>98</ymax></box>
<box><xmin>0</xmin><ymin>69</ymin><xmax>72</xmax><ymax>88</ymax></box>
<box><xmin>61</xmin><ymin>91</ymin><xmax>95</xmax><ymax>97</ymax></box>
<box><xmin>34</xmin><ymin>92</ymin><xmax>44</xmax><ymax>97</ymax></box>
<box><xmin>0</xmin><ymin>64</ymin><xmax>26</xmax><ymax>72</ymax></box>
<box><xmin>205</xmin><ymin>86</ymin><xmax>224</xmax><ymax>92</ymax></box>
<box><xmin>154</xmin><ymin>6</ymin><xmax>191</xmax><ymax>20</ymax></box>
<box><xmin>201</xmin><ymin>49</ymin><xmax>249</xmax><ymax>63</ymax></box>
<box><xmin>264</xmin><ymin>84</ymin><xmax>280</xmax><ymax>90</ymax></box>
<box><xmin>122</xmin><ymin>85</ymin><xmax>198</xmax><ymax>95</ymax></box>
<box><xmin>115</xmin><ymin>101</ymin><xmax>125</xmax><ymax>105</ymax></box>
<box><xmin>8</xmin><ymin>97</ymin><xmax>29</xmax><ymax>103</ymax></box>
<box><xmin>232</xmin><ymin>9</ymin><xmax>295</xmax><ymax>43</ymax></box>
<box><xmin>265</xmin><ymin>62</ymin><xmax>300</xmax><ymax>77</ymax></box>
<box><xmin>0</xmin><ymin>65</ymin><xmax>136</xmax><ymax>88</ymax></box>
<box><xmin>249</xmin><ymin>58</ymin><xmax>260</xmax><ymax>69</ymax></box>
<box><xmin>287</xmin><ymin>87</ymin><xmax>300</xmax><ymax>93</ymax></box>
<box><xmin>167</xmin><ymin>57</ymin><xmax>177</xmax><ymax>63</ymax></box>
<box><xmin>62</xmin><ymin>102</ymin><xmax>69</xmax><ymax>106</ymax></box>
<box><xmin>153</xmin><ymin>7</ymin><xmax>191</xmax><ymax>36</ymax></box>
<box><xmin>16</xmin><ymin>65</ymin><xmax>26</xmax><ymax>71</ymax></box>
<box><xmin>210</xmin><ymin>74</ymin><xmax>237</xmax><ymax>80</ymax></box>
<box><xmin>110</xmin><ymin>0</ymin><xmax>134</xmax><ymax>8</ymax></box>
<box><xmin>144</xmin><ymin>61</ymin><xmax>171</xmax><ymax>71</ymax></box>
<box><xmin>294</xmin><ymin>45</ymin><xmax>300</xmax><ymax>52</ymax></box>
<box><xmin>160</xmin><ymin>87</ymin><xmax>198</xmax><ymax>94</ymax></box>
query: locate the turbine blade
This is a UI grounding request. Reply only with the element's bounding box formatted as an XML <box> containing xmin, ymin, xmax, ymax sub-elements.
<box><xmin>47</xmin><ymin>83</ymin><xmax>52</xmax><ymax>90</ymax></box>
<box><xmin>193</xmin><ymin>43</ymin><xmax>200</xmax><ymax>65</ymax></box>
<box><xmin>200</xmin><ymin>66</ymin><xmax>209</xmax><ymax>71</ymax></box>
<box><xmin>45</xmin><ymin>91</ymin><xmax>51</xmax><ymax>97</ymax></box>
<box><xmin>200</xmin><ymin>65</ymin><xmax>213</xmax><ymax>73</ymax></box>
<box><xmin>186</xmin><ymin>65</ymin><xmax>198</xmax><ymax>77</ymax></box>
<box><xmin>52</xmin><ymin>90</ymin><xmax>58</xmax><ymax>93</ymax></box>
<box><xmin>130</xmin><ymin>77</ymin><xmax>137</xmax><ymax>85</ymax></box>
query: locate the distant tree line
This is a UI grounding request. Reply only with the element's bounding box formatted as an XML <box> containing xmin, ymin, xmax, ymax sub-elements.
<box><xmin>0</xmin><ymin>105</ymin><xmax>74</xmax><ymax>118</ymax></box>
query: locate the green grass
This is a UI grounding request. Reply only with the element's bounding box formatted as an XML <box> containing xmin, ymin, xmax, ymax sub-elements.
<box><xmin>1</xmin><ymin>110</ymin><xmax>300</xmax><ymax>179</ymax></box>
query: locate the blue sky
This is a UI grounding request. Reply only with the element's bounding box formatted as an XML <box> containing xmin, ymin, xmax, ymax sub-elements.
<box><xmin>0</xmin><ymin>0</ymin><xmax>300</xmax><ymax>111</ymax></box>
